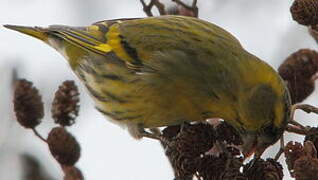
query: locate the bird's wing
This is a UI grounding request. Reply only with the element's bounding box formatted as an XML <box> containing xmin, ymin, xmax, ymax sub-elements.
<box><xmin>45</xmin><ymin>18</ymin><xmax>139</xmax><ymax>56</ymax></box>
<box><xmin>45</xmin><ymin>16</ymin><xmax>243</xmax><ymax>73</ymax></box>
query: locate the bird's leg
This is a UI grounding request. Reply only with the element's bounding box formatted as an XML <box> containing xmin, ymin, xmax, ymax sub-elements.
<box><xmin>254</xmin><ymin>146</ymin><xmax>266</xmax><ymax>159</ymax></box>
<box><xmin>137</xmin><ymin>126</ymin><xmax>171</xmax><ymax>146</ymax></box>
<box><xmin>213</xmin><ymin>127</ymin><xmax>233</xmax><ymax>169</ymax></box>
<box><xmin>219</xmin><ymin>141</ymin><xmax>234</xmax><ymax>170</ymax></box>
<box><xmin>138</xmin><ymin>128</ymin><xmax>161</xmax><ymax>140</ymax></box>
<box><xmin>148</xmin><ymin>127</ymin><xmax>161</xmax><ymax>135</ymax></box>
<box><xmin>274</xmin><ymin>135</ymin><xmax>285</xmax><ymax>161</ymax></box>
<box><xmin>208</xmin><ymin>120</ymin><xmax>233</xmax><ymax>169</ymax></box>
<box><xmin>139</xmin><ymin>129</ymin><xmax>162</xmax><ymax>140</ymax></box>
<box><xmin>179</xmin><ymin>122</ymin><xmax>190</xmax><ymax>132</ymax></box>
<box><xmin>216</xmin><ymin>140</ymin><xmax>230</xmax><ymax>155</ymax></box>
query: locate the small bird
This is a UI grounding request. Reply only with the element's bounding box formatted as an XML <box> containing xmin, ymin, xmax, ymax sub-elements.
<box><xmin>4</xmin><ymin>15</ymin><xmax>291</xmax><ymax>157</ymax></box>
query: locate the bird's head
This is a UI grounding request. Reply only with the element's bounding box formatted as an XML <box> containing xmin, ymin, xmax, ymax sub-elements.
<box><xmin>238</xmin><ymin>83</ymin><xmax>291</xmax><ymax>159</ymax></box>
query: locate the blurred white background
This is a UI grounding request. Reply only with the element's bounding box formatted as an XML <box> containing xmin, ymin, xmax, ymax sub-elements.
<box><xmin>0</xmin><ymin>0</ymin><xmax>317</xmax><ymax>179</ymax></box>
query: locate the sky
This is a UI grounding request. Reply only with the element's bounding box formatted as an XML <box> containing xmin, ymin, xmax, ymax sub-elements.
<box><xmin>0</xmin><ymin>0</ymin><xmax>317</xmax><ymax>179</ymax></box>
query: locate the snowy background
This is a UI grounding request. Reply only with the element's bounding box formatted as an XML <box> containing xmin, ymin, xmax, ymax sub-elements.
<box><xmin>0</xmin><ymin>0</ymin><xmax>317</xmax><ymax>179</ymax></box>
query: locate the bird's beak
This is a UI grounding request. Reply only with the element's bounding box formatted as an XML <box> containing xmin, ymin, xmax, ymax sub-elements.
<box><xmin>4</xmin><ymin>25</ymin><xmax>49</xmax><ymax>42</ymax></box>
<box><xmin>253</xmin><ymin>145</ymin><xmax>267</xmax><ymax>159</ymax></box>
<box><xmin>241</xmin><ymin>133</ymin><xmax>258</xmax><ymax>159</ymax></box>
<box><xmin>242</xmin><ymin>145</ymin><xmax>257</xmax><ymax>159</ymax></box>
<box><xmin>242</xmin><ymin>139</ymin><xmax>268</xmax><ymax>159</ymax></box>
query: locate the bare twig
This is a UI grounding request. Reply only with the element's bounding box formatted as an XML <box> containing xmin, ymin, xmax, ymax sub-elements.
<box><xmin>274</xmin><ymin>148</ymin><xmax>284</xmax><ymax>161</ymax></box>
<box><xmin>32</xmin><ymin>128</ymin><xmax>47</xmax><ymax>143</ymax></box>
<box><xmin>288</xmin><ymin>103</ymin><xmax>318</xmax><ymax>131</ymax></box>
<box><xmin>154</xmin><ymin>0</ymin><xmax>166</xmax><ymax>15</ymax></box>
<box><xmin>140</xmin><ymin>0</ymin><xmax>155</xmax><ymax>16</ymax></box>
<box><xmin>140</xmin><ymin>0</ymin><xmax>167</xmax><ymax>16</ymax></box>
<box><xmin>296</xmin><ymin>104</ymin><xmax>318</xmax><ymax>114</ymax></box>
<box><xmin>290</xmin><ymin>120</ymin><xmax>306</xmax><ymax>129</ymax></box>
<box><xmin>172</xmin><ymin>0</ymin><xmax>199</xmax><ymax>17</ymax></box>
<box><xmin>141</xmin><ymin>0</ymin><xmax>200</xmax><ymax>17</ymax></box>
<box><xmin>286</xmin><ymin>125</ymin><xmax>309</xmax><ymax>135</ymax></box>
<box><xmin>274</xmin><ymin>136</ymin><xmax>285</xmax><ymax>161</ymax></box>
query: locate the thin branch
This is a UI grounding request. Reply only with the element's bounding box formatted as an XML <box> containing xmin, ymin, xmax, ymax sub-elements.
<box><xmin>172</xmin><ymin>0</ymin><xmax>191</xmax><ymax>9</ymax></box>
<box><xmin>172</xmin><ymin>0</ymin><xmax>199</xmax><ymax>17</ymax></box>
<box><xmin>140</xmin><ymin>0</ymin><xmax>155</xmax><ymax>17</ymax></box>
<box><xmin>286</xmin><ymin>124</ymin><xmax>309</xmax><ymax>135</ymax></box>
<box><xmin>274</xmin><ymin>148</ymin><xmax>284</xmax><ymax>161</ymax></box>
<box><xmin>141</xmin><ymin>0</ymin><xmax>167</xmax><ymax>16</ymax></box>
<box><xmin>32</xmin><ymin>128</ymin><xmax>47</xmax><ymax>143</ymax></box>
<box><xmin>153</xmin><ymin>0</ymin><xmax>166</xmax><ymax>15</ymax></box>
<box><xmin>290</xmin><ymin>120</ymin><xmax>306</xmax><ymax>129</ymax></box>
<box><xmin>296</xmin><ymin>104</ymin><xmax>318</xmax><ymax>114</ymax></box>
<box><xmin>192</xmin><ymin>0</ymin><xmax>198</xmax><ymax>7</ymax></box>
<box><xmin>140</xmin><ymin>0</ymin><xmax>199</xmax><ymax>17</ymax></box>
<box><xmin>274</xmin><ymin>136</ymin><xmax>285</xmax><ymax>161</ymax></box>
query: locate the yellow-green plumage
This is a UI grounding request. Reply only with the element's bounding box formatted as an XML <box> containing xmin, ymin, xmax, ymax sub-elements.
<box><xmin>4</xmin><ymin>15</ymin><xmax>291</xmax><ymax>157</ymax></box>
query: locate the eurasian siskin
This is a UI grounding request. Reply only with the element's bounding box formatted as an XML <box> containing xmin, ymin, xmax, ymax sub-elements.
<box><xmin>4</xmin><ymin>15</ymin><xmax>291</xmax><ymax>157</ymax></box>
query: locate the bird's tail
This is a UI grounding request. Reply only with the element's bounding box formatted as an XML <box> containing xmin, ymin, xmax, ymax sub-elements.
<box><xmin>3</xmin><ymin>25</ymin><xmax>49</xmax><ymax>42</ymax></box>
<box><xmin>4</xmin><ymin>24</ymin><xmax>112</xmax><ymax>56</ymax></box>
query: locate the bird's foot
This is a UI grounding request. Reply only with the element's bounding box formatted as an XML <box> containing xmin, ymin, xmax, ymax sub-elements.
<box><xmin>137</xmin><ymin>127</ymin><xmax>172</xmax><ymax>146</ymax></box>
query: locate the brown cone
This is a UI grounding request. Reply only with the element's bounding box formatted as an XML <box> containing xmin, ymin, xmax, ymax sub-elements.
<box><xmin>163</xmin><ymin>123</ymin><xmax>216</xmax><ymax>178</ymax></box>
<box><xmin>309</xmin><ymin>25</ymin><xmax>318</xmax><ymax>43</ymax></box>
<box><xmin>63</xmin><ymin>166</ymin><xmax>84</xmax><ymax>180</ymax></box>
<box><xmin>47</xmin><ymin>127</ymin><xmax>81</xmax><ymax>166</ymax></box>
<box><xmin>294</xmin><ymin>156</ymin><xmax>318</xmax><ymax>180</ymax></box>
<box><xmin>243</xmin><ymin>158</ymin><xmax>283</xmax><ymax>180</ymax></box>
<box><xmin>196</xmin><ymin>153</ymin><xmax>245</xmax><ymax>180</ymax></box>
<box><xmin>284</xmin><ymin>141</ymin><xmax>306</xmax><ymax>177</ymax></box>
<box><xmin>305</xmin><ymin>128</ymin><xmax>318</xmax><ymax>157</ymax></box>
<box><xmin>13</xmin><ymin>79</ymin><xmax>44</xmax><ymax>128</ymax></box>
<box><xmin>51</xmin><ymin>80</ymin><xmax>79</xmax><ymax>126</ymax></box>
<box><xmin>290</xmin><ymin>0</ymin><xmax>318</xmax><ymax>26</ymax></box>
<box><xmin>278</xmin><ymin>49</ymin><xmax>318</xmax><ymax>104</ymax></box>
